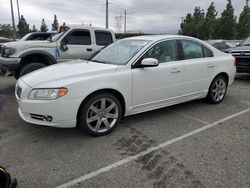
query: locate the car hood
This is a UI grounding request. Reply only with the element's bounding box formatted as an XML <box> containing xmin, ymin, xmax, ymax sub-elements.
<box><xmin>20</xmin><ymin>60</ymin><xmax>119</xmax><ymax>88</ymax></box>
<box><xmin>3</xmin><ymin>40</ymin><xmax>56</xmax><ymax>51</ymax></box>
<box><xmin>225</xmin><ymin>46</ymin><xmax>250</xmax><ymax>53</ymax></box>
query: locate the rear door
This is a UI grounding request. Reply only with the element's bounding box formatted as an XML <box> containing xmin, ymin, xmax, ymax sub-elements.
<box><xmin>179</xmin><ymin>39</ymin><xmax>215</xmax><ymax>100</ymax></box>
<box><xmin>59</xmin><ymin>29</ymin><xmax>94</xmax><ymax>61</ymax></box>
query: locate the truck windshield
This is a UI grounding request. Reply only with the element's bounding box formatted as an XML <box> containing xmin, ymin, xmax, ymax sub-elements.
<box><xmin>243</xmin><ymin>37</ymin><xmax>250</xmax><ymax>46</ymax></box>
<box><xmin>90</xmin><ymin>39</ymin><xmax>150</xmax><ymax>65</ymax></box>
<box><xmin>50</xmin><ymin>33</ymin><xmax>64</xmax><ymax>42</ymax></box>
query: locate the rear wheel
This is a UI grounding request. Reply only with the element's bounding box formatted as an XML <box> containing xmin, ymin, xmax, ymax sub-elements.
<box><xmin>19</xmin><ymin>63</ymin><xmax>46</xmax><ymax>78</ymax></box>
<box><xmin>78</xmin><ymin>93</ymin><xmax>122</xmax><ymax>136</ymax></box>
<box><xmin>206</xmin><ymin>75</ymin><xmax>227</xmax><ymax>104</ymax></box>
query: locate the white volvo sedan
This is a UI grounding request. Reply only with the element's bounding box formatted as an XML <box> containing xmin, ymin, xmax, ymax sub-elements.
<box><xmin>16</xmin><ymin>35</ymin><xmax>236</xmax><ymax>136</ymax></box>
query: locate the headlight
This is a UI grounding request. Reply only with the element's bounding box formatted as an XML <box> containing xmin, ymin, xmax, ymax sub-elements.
<box><xmin>3</xmin><ymin>47</ymin><xmax>16</xmax><ymax>57</ymax></box>
<box><xmin>29</xmin><ymin>88</ymin><xmax>68</xmax><ymax>100</ymax></box>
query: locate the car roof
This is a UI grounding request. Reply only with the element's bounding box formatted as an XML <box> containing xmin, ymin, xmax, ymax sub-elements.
<box><xmin>67</xmin><ymin>24</ymin><xmax>114</xmax><ymax>33</ymax></box>
<box><xmin>121</xmin><ymin>35</ymin><xmax>199</xmax><ymax>42</ymax></box>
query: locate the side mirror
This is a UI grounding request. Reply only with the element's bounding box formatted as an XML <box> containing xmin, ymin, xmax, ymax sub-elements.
<box><xmin>60</xmin><ymin>40</ymin><xmax>68</xmax><ymax>51</ymax></box>
<box><xmin>141</xmin><ymin>58</ymin><xmax>159</xmax><ymax>67</ymax></box>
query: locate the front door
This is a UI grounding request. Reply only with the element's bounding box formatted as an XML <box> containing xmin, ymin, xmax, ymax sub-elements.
<box><xmin>58</xmin><ymin>29</ymin><xmax>95</xmax><ymax>62</ymax></box>
<box><xmin>132</xmin><ymin>40</ymin><xmax>183</xmax><ymax>112</ymax></box>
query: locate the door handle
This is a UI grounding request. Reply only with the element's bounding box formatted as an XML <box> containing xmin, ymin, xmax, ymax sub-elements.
<box><xmin>87</xmin><ymin>48</ymin><xmax>93</xmax><ymax>52</ymax></box>
<box><xmin>207</xmin><ymin>64</ymin><xmax>214</xmax><ymax>68</ymax></box>
<box><xmin>170</xmin><ymin>68</ymin><xmax>181</xmax><ymax>73</ymax></box>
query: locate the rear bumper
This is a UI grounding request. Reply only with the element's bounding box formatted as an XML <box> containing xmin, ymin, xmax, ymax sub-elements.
<box><xmin>0</xmin><ymin>56</ymin><xmax>20</xmax><ymax>73</ymax></box>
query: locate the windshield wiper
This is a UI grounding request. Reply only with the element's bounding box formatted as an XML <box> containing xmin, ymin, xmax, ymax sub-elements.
<box><xmin>90</xmin><ymin>60</ymin><xmax>106</xmax><ymax>64</ymax></box>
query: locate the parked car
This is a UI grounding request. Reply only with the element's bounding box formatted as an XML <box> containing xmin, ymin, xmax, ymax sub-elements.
<box><xmin>20</xmin><ymin>32</ymin><xmax>57</xmax><ymax>41</ymax></box>
<box><xmin>0</xmin><ymin>37</ymin><xmax>14</xmax><ymax>44</ymax></box>
<box><xmin>207</xmin><ymin>40</ymin><xmax>231</xmax><ymax>52</ymax></box>
<box><xmin>16</xmin><ymin>35</ymin><xmax>236</xmax><ymax>136</ymax></box>
<box><xmin>0</xmin><ymin>25</ymin><xmax>116</xmax><ymax>78</ymax></box>
<box><xmin>225</xmin><ymin>36</ymin><xmax>250</xmax><ymax>73</ymax></box>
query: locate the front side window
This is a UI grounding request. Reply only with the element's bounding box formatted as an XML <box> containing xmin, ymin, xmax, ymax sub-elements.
<box><xmin>66</xmin><ymin>30</ymin><xmax>91</xmax><ymax>45</ymax></box>
<box><xmin>142</xmin><ymin>40</ymin><xmax>178</xmax><ymax>63</ymax></box>
<box><xmin>95</xmin><ymin>31</ymin><xmax>113</xmax><ymax>46</ymax></box>
<box><xmin>182</xmin><ymin>40</ymin><xmax>213</xmax><ymax>59</ymax></box>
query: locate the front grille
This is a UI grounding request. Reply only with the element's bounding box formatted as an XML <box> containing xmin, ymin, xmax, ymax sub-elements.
<box><xmin>16</xmin><ymin>86</ymin><xmax>22</xmax><ymax>99</ymax></box>
<box><xmin>236</xmin><ymin>58</ymin><xmax>250</xmax><ymax>67</ymax></box>
<box><xmin>231</xmin><ymin>51</ymin><xmax>250</xmax><ymax>57</ymax></box>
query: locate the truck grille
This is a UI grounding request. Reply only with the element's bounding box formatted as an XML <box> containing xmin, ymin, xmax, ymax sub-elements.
<box><xmin>230</xmin><ymin>51</ymin><xmax>250</xmax><ymax>67</ymax></box>
<box><xmin>16</xmin><ymin>86</ymin><xmax>22</xmax><ymax>99</ymax></box>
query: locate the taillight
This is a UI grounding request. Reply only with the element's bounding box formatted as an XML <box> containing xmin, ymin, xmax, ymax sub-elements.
<box><xmin>233</xmin><ymin>57</ymin><xmax>236</xmax><ymax>66</ymax></box>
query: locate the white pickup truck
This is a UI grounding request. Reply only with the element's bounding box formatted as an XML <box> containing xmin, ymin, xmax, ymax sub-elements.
<box><xmin>0</xmin><ymin>25</ymin><xmax>116</xmax><ymax>78</ymax></box>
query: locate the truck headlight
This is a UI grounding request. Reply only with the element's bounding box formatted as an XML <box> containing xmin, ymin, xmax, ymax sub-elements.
<box><xmin>3</xmin><ymin>47</ymin><xmax>16</xmax><ymax>57</ymax></box>
<box><xmin>29</xmin><ymin>88</ymin><xmax>68</xmax><ymax>100</ymax></box>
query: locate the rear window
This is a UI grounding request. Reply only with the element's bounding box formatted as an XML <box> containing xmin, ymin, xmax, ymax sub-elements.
<box><xmin>95</xmin><ymin>31</ymin><xmax>113</xmax><ymax>46</ymax></box>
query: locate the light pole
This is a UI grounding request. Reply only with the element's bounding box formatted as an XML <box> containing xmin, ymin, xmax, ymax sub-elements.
<box><xmin>10</xmin><ymin>0</ymin><xmax>16</xmax><ymax>39</ymax></box>
<box><xmin>16</xmin><ymin>0</ymin><xmax>21</xmax><ymax>20</ymax></box>
<box><xmin>105</xmin><ymin>0</ymin><xmax>109</xmax><ymax>29</ymax></box>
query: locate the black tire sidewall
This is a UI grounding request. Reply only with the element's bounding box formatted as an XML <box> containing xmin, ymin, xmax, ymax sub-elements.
<box><xmin>19</xmin><ymin>63</ymin><xmax>46</xmax><ymax>77</ymax></box>
<box><xmin>79</xmin><ymin>92</ymin><xmax>122</xmax><ymax>136</ymax></box>
<box><xmin>207</xmin><ymin>75</ymin><xmax>228</xmax><ymax>104</ymax></box>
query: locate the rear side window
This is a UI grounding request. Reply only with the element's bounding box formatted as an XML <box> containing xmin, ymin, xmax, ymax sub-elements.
<box><xmin>66</xmin><ymin>30</ymin><xmax>91</xmax><ymax>45</ymax></box>
<box><xmin>181</xmin><ymin>40</ymin><xmax>213</xmax><ymax>59</ymax></box>
<box><xmin>95</xmin><ymin>31</ymin><xmax>113</xmax><ymax>46</ymax></box>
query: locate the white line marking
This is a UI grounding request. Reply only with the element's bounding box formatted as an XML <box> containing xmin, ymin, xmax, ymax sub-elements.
<box><xmin>56</xmin><ymin>108</ymin><xmax>250</xmax><ymax>188</ymax></box>
<box><xmin>232</xmin><ymin>85</ymin><xmax>250</xmax><ymax>90</ymax></box>
<box><xmin>178</xmin><ymin>113</ymin><xmax>210</xmax><ymax>125</ymax></box>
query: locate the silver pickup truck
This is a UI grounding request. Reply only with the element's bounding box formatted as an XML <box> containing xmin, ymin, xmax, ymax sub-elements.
<box><xmin>0</xmin><ymin>25</ymin><xmax>116</xmax><ymax>78</ymax></box>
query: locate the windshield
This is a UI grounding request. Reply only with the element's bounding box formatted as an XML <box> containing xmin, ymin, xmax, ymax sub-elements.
<box><xmin>243</xmin><ymin>37</ymin><xmax>250</xmax><ymax>46</ymax></box>
<box><xmin>50</xmin><ymin>32</ymin><xmax>64</xmax><ymax>42</ymax></box>
<box><xmin>20</xmin><ymin>33</ymin><xmax>32</xmax><ymax>41</ymax></box>
<box><xmin>90</xmin><ymin>39</ymin><xmax>150</xmax><ymax>65</ymax></box>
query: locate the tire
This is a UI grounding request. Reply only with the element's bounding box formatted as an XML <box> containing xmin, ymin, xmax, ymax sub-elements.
<box><xmin>78</xmin><ymin>92</ymin><xmax>122</xmax><ymax>136</ymax></box>
<box><xmin>19</xmin><ymin>63</ymin><xmax>47</xmax><ymax>78</ymax></box>
<box><xmin>206</xmin><ymin>75</ymin><xmax>228</xmax><ymax>104</ymax></box>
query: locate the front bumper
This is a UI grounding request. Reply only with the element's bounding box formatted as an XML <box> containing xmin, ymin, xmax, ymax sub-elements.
<box><xmin>16</xmin><ymin>79</ymin><xmax>80</xmax><ymax>128</ymax></box>
<box><xmin>0</xmin><ymin>56</ymin><xmax>20</xmax><ymax>73</ymax></box>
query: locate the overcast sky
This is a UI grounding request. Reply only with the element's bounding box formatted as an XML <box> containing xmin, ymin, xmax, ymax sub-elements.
<box><xmin>0</xmin><ymin>0</ymin><xmax>247</xmax><ymax>33</ymax></box>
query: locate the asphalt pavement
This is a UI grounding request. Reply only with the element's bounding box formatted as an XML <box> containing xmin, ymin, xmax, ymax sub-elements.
<box><xmin>0</xmin><ymin>74</ymin><xmax>250</xmax><ymax>188</ymax></box>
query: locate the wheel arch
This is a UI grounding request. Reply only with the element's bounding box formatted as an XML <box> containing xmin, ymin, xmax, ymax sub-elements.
<box><xmin>15</xmin><ymin>51</ymin><xmax>57</xmax><ymax>78</ymax></box>
<box><xmin>76</xmin><ymin>88</ymin><xmax>126</xmax><ymax>125</ymax></box>
<box><xmin>212</xmin><ymin>72</ymin><xmax>229</xmax><ymax>85</ymax></box>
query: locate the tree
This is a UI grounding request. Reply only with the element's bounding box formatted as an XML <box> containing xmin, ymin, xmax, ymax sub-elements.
<box><xmin>0</xmin><ymin>24</ymin><xmax>13</xmax><ymax>38</ymax></box>
<box><xmin>204</xmin><ymin>2</ymin><xmax>218</xmax><ymax>39</ymax></box>
<box><xmin>17</xmin><ymin>15</ymin><xmax>30</xmax><ymax>37</ymax></box>
<box><xmin>179</xmin><ymin>7</ymin><xmax>206</xmax><ymax>39</ymax></box>
<box><xmin>52</xmin><ymin>14</ymin><xmax>59</xmax><ymax>31</ymax></box>
<box><xmin>219</xmin><ymin>0</ymin><xmax>237</xmax><ymax>39</ymax></box>
<box><xmin>40</xmin><ymin>18</ymin><xmax>48</xmax><ymax>32</ymax></box>
<box><xmin>31</xmin><ymin>25</ymin><xmax>38</xmax><ymax>32</ymax></box>
<box><xmin>237</xmin><ymin>0</ymin><xmax>250</xmax><ymax>39</ymax></box>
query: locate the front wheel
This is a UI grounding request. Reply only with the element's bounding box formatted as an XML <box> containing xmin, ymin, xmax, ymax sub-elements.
<box><xmin>78</xmin><ymin>93</ymin><xmax>122</xmax><ymax>136</ymax></box>
<box><xmin>19</xmin><ymin>63</ymin><xmax>46</xmax><ymax>78</ymax></box>
<box><xmin>206</xmin><ymin>75</ymin><xmax>228</xmax><ymax>104</ymax></box>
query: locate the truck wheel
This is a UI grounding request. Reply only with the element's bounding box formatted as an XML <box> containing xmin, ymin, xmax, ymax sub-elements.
<box><xmin>19</xmin><ymin>63</ymin><xmax>46</xmax><ymax>77</ymax></box>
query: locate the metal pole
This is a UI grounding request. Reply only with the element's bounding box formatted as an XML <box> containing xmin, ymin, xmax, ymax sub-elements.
<box><xmin>106</xmin><ymin>0</ymin><xmax>109</xmax><ymax>29</ymax></box>
<box><xmin>124</xmin><ymin>10</ymin><xmax>127</xmax><ymax>34</ymax></box>
<box><xmin>10</xmin><ymin>0</ymin><xmax>16</xmax><ymax>39</ymax></box>
<box><xmin>16</xmin><ymin>0</ymin><xmax>20</xmax><ymax>20</ymax></box>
